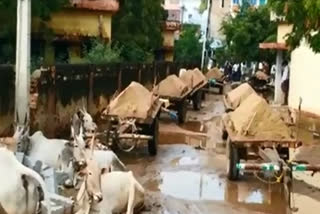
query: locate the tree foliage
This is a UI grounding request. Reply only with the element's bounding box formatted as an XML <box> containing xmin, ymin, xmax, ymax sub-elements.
<box><xmin>112</xmin><ymin>0</ymin><xmax>165</xmax><ymax>62</ymax></box>
<box><xmin>220</xmin><ymin>4</ymin><xmax>277</xmax><ymax>62</ymax></box>
<box><xmin>84</xmin><ymin>39</ymin><xmax>122</xmax><ymax>64</ymax></box>
<box><xmin>268</xmin><ymin>0</ymin><xmax>320</xmax><ymax>53</ymax></box>
<box><xmin>0</xmin><ymin>0</ymin><xmax>68</xmax><ymax>63</ymax></box>
<box><xmin>174</xmin><ymin>24</ymin><xmax>202</xmax><ymax>64</ymax></box>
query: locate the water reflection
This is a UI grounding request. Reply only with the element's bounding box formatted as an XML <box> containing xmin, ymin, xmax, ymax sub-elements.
<box><xmin>146</xmin><ymin>170</ymin><xmax>288</xmax><ymax>214</ymax></box>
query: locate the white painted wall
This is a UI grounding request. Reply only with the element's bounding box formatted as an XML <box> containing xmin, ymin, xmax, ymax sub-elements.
<box><xmin>181</xmin><ymin>0</ymin><xmax>208</xmax><ymax>33</ymax></box>
<box><xmin>289</xmin><ymin>40</ymin><xmax>320</xmax><ymax>115</ymax></box>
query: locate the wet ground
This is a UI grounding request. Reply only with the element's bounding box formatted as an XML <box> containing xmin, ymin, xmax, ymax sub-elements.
<box><xmin>114</xmin><ymin>93</ymin><xmax>320</xmax><ymax>214</ymax></box>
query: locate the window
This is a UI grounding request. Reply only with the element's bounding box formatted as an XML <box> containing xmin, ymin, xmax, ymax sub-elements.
<box><xmin>221</xmin><ymin>0</ymin><xmax>225</xmax><ymax>8</ymax></box>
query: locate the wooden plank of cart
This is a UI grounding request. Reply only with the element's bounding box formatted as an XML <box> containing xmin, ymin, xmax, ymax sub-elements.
<box><xmin>156</xmin><ymin>87</ymin><xmax>192</xmax><ymax>124</ymax></box>
<box><xmin>104</xmin><ymin>99</ymin><xmax>163</xmax><ymax>156</ymax></box>
<box><xmin>222</xmin><ymin>116</ymin><xmax>302</xmax><ymax>181</ymax></box>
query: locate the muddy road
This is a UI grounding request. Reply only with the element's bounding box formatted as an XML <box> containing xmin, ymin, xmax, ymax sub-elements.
<box><xmin>115</xmin><ymin>94</ymin><xmax>320</xmax><ymax>214</ymax></box>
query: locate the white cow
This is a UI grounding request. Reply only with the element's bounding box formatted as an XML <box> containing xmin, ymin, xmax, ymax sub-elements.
<box><xmin>73</xmin><ymin>130</ymin><xmax>127</xmax><ymax>172</ymax></box>
<box><xmin>76</xmin><ymin>168</ymin><xmax>144</xmax><ymax>214</ymax></box>
<box><xmin>94</xmin><ymin>171</ymin><xmax>145</xmax><ymax>214</ymax></box>
<box><xmin>27</xmin><ymin>131</ymin><xmax>73</xmax><ymax>172</ymax></box>
<box><xmin>74</xmin><ymin>108</ymin><xmax>98</xmax><ymax>138</ymax></box>
<box><xmin>0</xmin><ymin>147</ymin><xmax>51</xmax><ymax>214</ymax></box>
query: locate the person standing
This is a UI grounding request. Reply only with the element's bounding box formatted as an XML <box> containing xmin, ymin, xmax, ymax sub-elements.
<box><xmin>281</xmin><ymin>60</ymin><xmax>290</xmax><ymax>105</ymax></box>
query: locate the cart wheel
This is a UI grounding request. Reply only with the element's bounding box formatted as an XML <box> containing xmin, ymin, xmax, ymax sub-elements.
<box><xmin>202</xmin><ymin>88</ymin><xmax>207</xmax><ymax>101</ymax></box>
<box><xmin>226</xmin><ymin>138</ymin><xmax>240</xmax><ymax>181</ymax></box>
<box><xmin>178</xmin><ymin>100</ymin><xmax>187</xmax><ymax>124</ymax></box>
<box><xmin>148</xmin><ymin>117</ymin><xmax>159</xmax><ymax>156</ymax></box>
<box><xmin>219</xmin><ymin>85</ymin><xmax>224</xmax><ymax>94</ymax></box>
<box><xmin>192</xmin><ymin>91</ymin><xmax>202</xmax><ymax>111</ymax></box>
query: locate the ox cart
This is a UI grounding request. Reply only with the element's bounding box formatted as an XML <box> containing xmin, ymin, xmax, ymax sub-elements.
<box><xmin>157</xmin><ymin>87</ymin><xmax>191</xmax><ymax>124</ymax></box>
<box><xmin>187</xmin><ymin>79</ymin><xmax>208</xmax><ymax>111</ymax></box>
<box><xmin>222</xmin><ymin>104</ymin><xmax>302</xmax><ymax>181</ymax></box>
<box><xmin>103</xmin><ymin>99</ymin><xmax>163</xmax><ymax>156</ymax></box>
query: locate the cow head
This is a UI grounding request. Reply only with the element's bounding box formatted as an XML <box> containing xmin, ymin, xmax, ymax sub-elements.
<box><xmin>77</xmin><ymin>108</ymin><xmax>97</xmax><ymax>137</ymax></box>
<box><xmin>76</xmin><ymin>158</ymin><xmax>106</xmax><ymax>203</ymax></box>
<box><xmin>72</xmin><ymin>126</ymin><xmax>87</xmax><ymax>168</ymax></box>
<box><xmin>74</xmin><ymin>134</ymin><xmax>107</xmax><ymax>205</ymax></box>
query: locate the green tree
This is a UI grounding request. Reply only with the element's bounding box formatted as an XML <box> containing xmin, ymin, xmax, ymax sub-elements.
<box><xmin>268</xmin><ymin>0</ymin><xmax>320</xmax><ymax>53</ymax></box>
<box><xmin>0</xmin><ymin>0</ymin><xmax>67</xmax><ymax>63</ymax></box>
<box><xmin>84</xmin><ymin>39</ymin><xmax>122</xmax><ymax>64</ymax></box>
<box><xmin>220</xmin><ymin>4</ymin><xmax>277</xmax><ymax>62</ymax></box>
<box><xmin>112</xmin><ymin>0</ymin><xmax>165</xmax><ymax>62</ymax></box>
<box><xmin>174</xmin><ymin>24</ymin><xmax>202</xmax><ymax>64</ymax></box>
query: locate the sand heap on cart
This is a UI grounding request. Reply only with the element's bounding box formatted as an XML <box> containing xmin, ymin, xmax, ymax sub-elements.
<box><xmin>225</xmin><ymin>83</ymin><xmax>255</xmax><ymax>109</ymax></box>
<box><xmin>180</xmin><ymin>68</ymin><xmax>206</xmax><ymax>89</ymax></box>
<box><xmin>227</xmin><ymin>93</ymin><xmax>292</xmax><ymax>140</ymax></box>
<box><xmin>109</xmin><ymin>82</ymin><xmax>156</xmax><ymax>119</ymax></box>
<box><xmin>155</xmin><ymin>75</ymin><xmax>189</xmax><ymax>98</ymax></box>
<box><xmin>206</xmin><ymin>67</ymin><xmax>224</xmax><ymax>81</ymax></box>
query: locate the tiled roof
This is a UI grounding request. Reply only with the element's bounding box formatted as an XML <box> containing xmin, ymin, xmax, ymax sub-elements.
<box><xmin>70</xmin><ymin>0</ymin><xmax>119</xmax><ymax>12</ymax></box>
<box><xmin>259</xmin><ymin>42</ymin><xmax>289</xmax><ymax>50</ymax></box>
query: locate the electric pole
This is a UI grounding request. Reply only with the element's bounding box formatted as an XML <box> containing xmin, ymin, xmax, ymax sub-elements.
<box><xmin>15</xmin><ymin>0</ymin><xmax>31</xmax><ymax>125</ymax></box>
<box><xmin>201</xmin><ymin>0</ymin><xmax>212</xmax><ymax>70</ymax></box>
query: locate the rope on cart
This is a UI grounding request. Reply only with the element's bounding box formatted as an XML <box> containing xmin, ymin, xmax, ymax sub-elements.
<box><xmin>253</xmin><ymin>171</ymin><xmax>284</xmax><ymax>184</ymax></box>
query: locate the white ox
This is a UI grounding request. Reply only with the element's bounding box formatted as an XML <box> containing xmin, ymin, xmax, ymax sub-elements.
<box><xmin>72</xmin><ymin>108</ymin><xmax>98</xmax><ymax>138</ymax></box>
<box><xmin>73</xmin><ymin>129</ymin><xmax>127</xmax><ymax>172</ymax></box>
<box><xmin>76</xmin><ymin>167</ymin><xmax>144</xmax><ymax>214</ymax></box>
<box><xmin>27</xmin><ymin>130</ymin><xmax>127</xmax><ymax>188</ymax></box>
<box><xmin>27</xmin><ymin>131</ymin><xmax>73</xmax><ymax>172</ymax></box>
<box><xmin>0</xmin><ymin>147</ymin><xmax>51</xmax><ymax>214</ymax></box>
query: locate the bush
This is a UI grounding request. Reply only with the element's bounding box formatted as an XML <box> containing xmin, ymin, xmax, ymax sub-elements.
<box><xmin>84</xmin><ymin>39</ymin><xmax>122</xmax><ymax>64</ymax></box>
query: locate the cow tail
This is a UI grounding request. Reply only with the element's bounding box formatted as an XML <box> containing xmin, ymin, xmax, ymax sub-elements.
<box><xmin>18</xmin><ymin>164</ymin><xmax>51</xmax><ymax>214</ymax></box>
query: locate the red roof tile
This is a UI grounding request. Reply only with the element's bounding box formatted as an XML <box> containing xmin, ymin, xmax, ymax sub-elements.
<box><xmin>259</xmin><ymin>42</ymin><xmax>289</xmax><ymax>50</ymax></box>
<box><xmin>70</xmin><ymin>0</ymin><xmax>119</xmax><ymax>12</ymax></box>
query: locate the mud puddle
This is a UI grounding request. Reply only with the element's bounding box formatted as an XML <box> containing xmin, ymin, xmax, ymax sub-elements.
<box><xmin>170</xmin><ymin>156</ymin><xmax>199</xmax><ymax>166</ymax></box>
<box><xmin>159</xmin><ymin>120</ymin><xmax>207</xmax><ymax>147</ymax></box>
<box><xmin>159</xmin><ymin>171</ymin><xmax>225</xmax><ymax>201</ymax></box>
<box><xmin>145</xmin><ymin>169</ymin><xmax>288</xmax><ymax>214</ymax></box>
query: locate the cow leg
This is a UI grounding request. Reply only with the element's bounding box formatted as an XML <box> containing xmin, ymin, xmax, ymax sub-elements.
<box><xmin>126</xmin><ymin>180</ymin><xmax>136</xmax><ymax>214</ymax></box>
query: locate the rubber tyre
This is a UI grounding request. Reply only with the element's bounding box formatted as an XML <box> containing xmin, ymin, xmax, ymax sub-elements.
<box><xmin>148</xmin><ymin>117</ymin><xmax>159</xmax><ymax>156</ymax></box>
<box><xmin>178</xmin><ymin>100</ymin><xmax>187</xmax><ymax>124</ymax></box>
<box><xmin>192</xmin><ymin>91</ymin><xmax>202</xmax><ymax>111</ymax></box>
<box><xmin>227</xmin><ymin>139</ymin><xmax>240</xmax><ymax>181</ymax></box>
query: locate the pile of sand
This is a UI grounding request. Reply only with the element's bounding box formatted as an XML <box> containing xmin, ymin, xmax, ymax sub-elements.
<box><xmin>206</xmin><ymin>67</ymin><xmax>224</xmax><ymax>81</ymax></box>
<box><xmin>180</xmin><ymin>68</ymin><xmax>206</xmax><ymax>89</ymax></box>
<box><xmin>109</xmin><ymin>82</ymin><xmax>155</xmax><ymax>119</ymax></box>
<box><xmin>155</xmin><ymin>75</ymin><xmax>189</xmax><ymax>98</ymax></box>
<box><xmin>228</xmin><ymin>93</ymin><xmax>292</xmax><ymax>140</ymax></box>
<box><xmin>225</xmin><ymin>83</ymin><xmax>255</xmax><ymax>109</ymax></box>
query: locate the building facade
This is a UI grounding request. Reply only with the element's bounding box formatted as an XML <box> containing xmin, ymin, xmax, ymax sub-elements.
<box><xmin>210</xmin><ymin>0</ymin><xmax>232</xmax><ymax>40</ymax></box>
<box><xmin>162</xmin><ymin>0</ymin><xmax>181</xmax><ymax>61</ymax></box>
<box><xmin>210</xmin><ymin>0</ymin><xmax>268</xmax><ymax>40</ymax></box>
<box><xmin>270</xmin><ymin>13</ymin><xmax>320</xmax><ymax>116</ymax></box>
<box><xmin>32</xmin><ymin>0</ymin><xmax>119</xmax><ymax>64</ymax></box>
<box><xmin>181</xmin><ymin>0</ymin><xmax>208</xmax><ymax>34</ymax></box>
